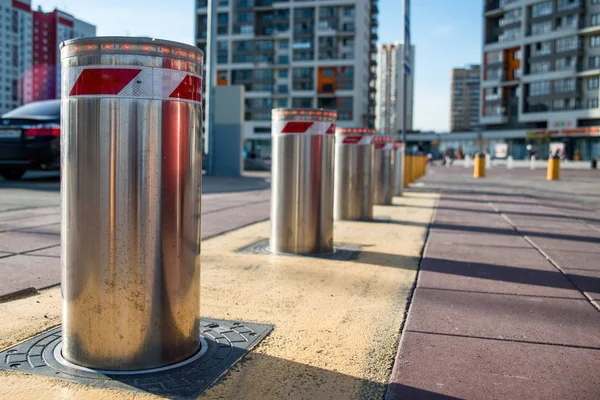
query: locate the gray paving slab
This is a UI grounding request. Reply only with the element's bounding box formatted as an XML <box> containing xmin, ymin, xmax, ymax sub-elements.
<box><xmin>201</xmin><ymin>200</ymin><xmax>270</xmax><ymax>239</ymax></box>
<box><xmin>0</xmin><ymin>231</ymin><xmax>60</xmax><ymax>254</ymax></box>
<box><xmin>0</xmin><ymin>255</ymin><xmax>60</xmax><ymax>298</ymax></box>
<box><xmin>26</xmin><ymin>245</ymin><xmax>60</xmax><ymax>258</ymax></box>
<box><xmin>387</xmin><ymin>332</ymin><xmax>600</xmax><ymax>400</ymax></box>
<box><xmin>407</xmin><ymin>288</ymin><xmax>600</xmax><ymax>348</ymax></box>
<box><xmin>562</xmin><ymin>270</ymin><xmax>600</xmax><ymax>301</ymax></box>
<box><xmin>420</xmin><ymin>244</ymin><xmax>583</xmax><ymax>298</ymax></box>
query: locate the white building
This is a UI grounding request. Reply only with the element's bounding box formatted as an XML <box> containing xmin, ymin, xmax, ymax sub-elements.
<box><xmin>482</xmin><ymin>0</ymin><xmax>600</xmax><ymax>130</ymax></box>
<box><xmin>374</xmin><ymin>42</ymin><xmax>414</xmax><ymax>134</ymax></box>
<box><xmin>0</xmin><ymin>0</ymin><xmax>33</xmax><ymax>114</ymax></box>
<box><xmin>195</xmin><ymin>0</ymin><xmax>379</xmax><ymax>154</ymax></box>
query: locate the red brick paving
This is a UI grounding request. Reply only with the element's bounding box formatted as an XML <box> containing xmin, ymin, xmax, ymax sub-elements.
<box><xmin>387</xmin><ymin>167</ymin><xmax>600</xmax><ymax>400</ymax></box>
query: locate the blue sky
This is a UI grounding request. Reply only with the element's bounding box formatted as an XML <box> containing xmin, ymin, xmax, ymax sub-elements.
<box><xmin>34</xmin><ymin>0</ymin><xmax>482</xmax><ymax>132</ymax></box>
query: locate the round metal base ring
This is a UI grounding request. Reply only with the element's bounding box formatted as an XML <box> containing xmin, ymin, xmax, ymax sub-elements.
<box><xmin>53</xmin><ymin>337</ymin><xmax>209</xmax><ymax>376</ymax></box>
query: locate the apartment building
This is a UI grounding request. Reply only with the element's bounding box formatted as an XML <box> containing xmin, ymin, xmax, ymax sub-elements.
<box><xmin>29</xmin><ymin>8</ymin><xmax>96</xmax><ymax>102</ymax></box>
<box><xmin>374</xmin><ymin>42</ymin><xmax>414</xmax><ymax>134</ymax></box>
<box><xmin>450</xmin><ymin>64</ymin><xmax>481</xmax><ymax>132</ymax></box>
<box><xmin>0</xmin><ymin>0</ymin><xmax>32</xmax><ymax>113</ymax></box>
<box><xmin>0</xmin><ymin>1</ymin><xmax>95</xmax><ymax>112</ymax></box>
<box><xmin>196</xmin><ymin>0</ymin><xmax>379</xmax><ymax>153</ymax></box>
<box><xmin>482</xmin><ymin>0</ymin><xmax>600</xmax><ymax>131</ymax></box>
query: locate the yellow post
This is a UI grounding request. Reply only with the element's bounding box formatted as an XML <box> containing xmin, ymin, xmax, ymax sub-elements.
<box><xmin>411</xmin><ymin>154</ymin><xmax>418</xmax><ymax>182</ymax></box>
<box><xmin>474</xmin><ymin>153</ymin><xmax>486</xmax><ymax>178</ymax></box>
<box><xmin>421</xmin><ymin>155</ymin><xmax>426</xmax><ymax>177</ymax></box>
<box><xmin>547</xmin><ymin>155</ymin><xmax>560</xmax><ymax>180</ymax></box>
<box><xmin>404</xmin><ymin>155</ymin><xmax>412</xmax><ymax>187</ymax></box>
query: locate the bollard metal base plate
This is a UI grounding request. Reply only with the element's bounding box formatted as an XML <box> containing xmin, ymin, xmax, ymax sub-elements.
<box><xmin>0</xmin><ymin>318</ymin><xmax>272</xmax><ymax>397</ymax></box>
<box><xmin>237</xmin><ymin>238</ymin><xmax>361</xmax><ymax>261</ymax></box>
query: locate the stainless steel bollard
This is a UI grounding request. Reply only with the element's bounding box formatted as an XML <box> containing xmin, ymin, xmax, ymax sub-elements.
<box><xmin>270</xmin><ymin>108</ymin><xmax>336</xmax><ymax>254</ymax></box>
<box><xmin>60</xmin><ymin>37</ymin><xmax>203</xmax><ymax>370</ymax></box>
<box><xmin>334</xmin><ymin>128</ymin><xmax>375</xmax><ymax>221</ymax></box>
<box><xmin>394</xmin><ymin>142</ymin><xmax>404</xmax><ymax>196</ymax></box>
<box><xmin>372</xmin><ymin>136</ymin><xmax>395</xmax><ymax>205</ymax></box>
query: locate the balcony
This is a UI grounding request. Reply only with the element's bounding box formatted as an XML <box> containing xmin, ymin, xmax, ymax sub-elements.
<box><xmin>485</xmin><ymin>0</ymin><xmax>500</xmax><ymax>12</ymax></box>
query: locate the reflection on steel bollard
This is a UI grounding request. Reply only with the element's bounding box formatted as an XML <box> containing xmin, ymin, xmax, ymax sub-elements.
<box><xmin>547</xmin><ymin>155</ymin><xmax>560</xmax><ymax>181</ymax></box>
<box><xmin>394</xmin><ymin>142</ymin><xmax>404</xmax><ymax>196</ymax></box>
<box><xmin>507</xmin><ymin>156</ymin><xmax>514</xmax><ymax>169</ymax></box>
<box><xmin>373</xmin><ymin>136</ymin><xmax>395</xmax><ymax>205</ymax></box>
<box><xmin>404</xmin><ymin>153</ymin><xmax>412</xmax><ymax>188</ymax></box>
<box><xmin>60</xmin><ymin>37</ymin><xmax>204</xmax><ymax>370</ymax></box>
<box><xmin>334</xmin><ymin>128</ymin><xmax>375</xmax><ymax>221</ymax></box>
<box><xmin>486</xmin><ymin>153</ymin><xmax>492</xmax><ymax>169</ymax></box>
<box><xmin>474</xmin><ymin>153</ymin><xmax>486</xmax><ymax>178</ymax></box>
<box><xmin>464</xmin><ymin>155</ymin><xmax>471</xmax><ymax>168</ymax></box>
<box><xmin>530</xmin><ymin>155</ymin><xmax>536</xmax><ymax>170</ymax></box>
<box><xmin>270</xmin><ymin>108</ymin><xmax>336</xmax><ymax>254</ymax></box>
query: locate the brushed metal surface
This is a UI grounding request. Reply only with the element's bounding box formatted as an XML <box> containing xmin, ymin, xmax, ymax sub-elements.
<box><xmin>394</xmin><ymin>147</ymin><xmax>404</xmax><ymax>196</ymax></box>
<box><xmin>334</xmin><ymin>142</ymin><xmax>374</xmax><ymax>221</ymax></box>
<box><xmin>373</xmin><ymin>147</ymin><xmax>395</xmax><ymax>205</ymax></box>
<box><xmin>270</xmin><ymin>134</ymin><xmax>334</xmax><ymax>254</ymax></box>
<box><xmin>60</xmin><ymin>39</ymin><xmax>203</xmax><ymax>370</ymax></box>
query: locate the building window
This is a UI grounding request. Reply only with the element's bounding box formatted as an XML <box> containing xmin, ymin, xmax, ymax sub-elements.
<box><xmin>557</xmin><ymin>0</ymin><xmax>582</xmax><ymax>12</ymax></box>
<box><xmin>555</xmin><ymin>56</ymin><xmax>575</xmax><ymax>71</ymax></box>
<box><xmin>556</xmin><ymin>36</ymin><xmax>579</xmax><ymax>52</ymax></box>
<box><xmin>588</xmin><ymin>76</ymin><xmax>599</xmax><ymax>90</ymax></box>
<box><xmin>592</xmin><ymin>14</ymin><xmax>600</xmax><ymax>26</ymax></box>
<box><xmin>278</xmin><ymin>69</ymin><xmax>288</xmax><ymax>78</ymax></box>
<box><xmin>530</xmin><ymin>81</ymin><xmax>551</xmax><ymax>96</ymax></box>
<box><xmin>590</xmin><ymin>56</ymin><xmax>600</xmax><ymax>68</ymax></box>
<box><xmin>531</xmin><ymin>1</ymin><xmax>553</xmax><ymax>18</ymax></box>
<box><xmin>591</xmin><ymin>35</ymin><xmax>600</xmax><ymax>47</ymax></box>
<box><xmin>554</xmin><ymin>78</ymin><xmax>576</xmax><ymax>93</ymax></box>
<box><xmin>531</xmin><ymin>21</ymin><xmax>552</xmax><ymax>35</ymax></box>
<box><xmin>531</xmin><ymin>61</ymin><xmax>551</xmax><ymax>74</ymax></box>
<box><xmin>587</xmin><ymin>98</ymin><xmax>599</xmax><ymax>108</ymax></box>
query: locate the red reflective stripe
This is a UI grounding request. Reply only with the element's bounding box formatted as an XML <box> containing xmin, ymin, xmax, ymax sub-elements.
<box><xmin>342</xmin><ymin>136</ymin><xmax>362</xmax><ymax>144</ymax></box>
<box><xmin>325</xmin><ymin>123</ymin><xmax>335</xmax><ymax>134</ymax></box>
<box><xmin>169</xmin><ymin>75</ymin><xmax>202</xmax><ymax>102</ymax></box>
<box><xmin>281</xmin><ymin>121</ymin><xmax>313</xmax><ymax>133</ymax></box>
<box><xmin>374</xmin><ymin>142</ymin><xmax>386</xmax><ymax>149</ymax></box>
<box><xmin>69</xmin><ymin>68</ymin><xmax>141</xmax><ymax>96</ymax></box>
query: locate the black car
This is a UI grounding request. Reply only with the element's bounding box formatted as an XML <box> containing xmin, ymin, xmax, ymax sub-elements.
<box><xmin>0</xmin><ymin>100</ymin><xmax>60</xmax><ymax>180</ymax></box>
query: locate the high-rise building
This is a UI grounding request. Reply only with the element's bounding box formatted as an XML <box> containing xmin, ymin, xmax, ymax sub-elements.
<box><xmin>450</xmin><ymin>64</ymin><xmax>481</xmax><ymax>132</ymax></box>
<box><xmin>29</xmin><ymin>8</ymin><xmax>96</xmax><ymax>102</ymax></box>
<box><xmin>196</xmin><ymin>0</ymin><xmax>379</xmax><ymax>153</ymax></box>
<box><xmin>0</xmin><ymin>0</ymin><xmax>33</xmax><ymax>114</ymax></box>
<box><xmin>482</xmin><ymin>0</ymin><xmax>600</xmax><ymax>130</ymax></box>
<box><xmin>0</xmin><ymin>1</ymin><xmax>95</xmax><ymax>112</ymax></box>
<box><xmin>374</xmin><ymin>42</ymin><xmax>414</xmax><ymax>134</ymax></box>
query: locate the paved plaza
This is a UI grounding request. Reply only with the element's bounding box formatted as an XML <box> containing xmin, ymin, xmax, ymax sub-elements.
<box><xmin>0</xmin><ymin>166</ymin><xmax>599</xmax><ymax>399</ymax></box>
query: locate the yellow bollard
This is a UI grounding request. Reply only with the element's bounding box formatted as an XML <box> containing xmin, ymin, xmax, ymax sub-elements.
<box><xmin>404</xmin><ymin>155</ymin><xmax>412</xmax><ymax>187</ymax></box>
<box><xmin>411</xmin><ymin>154</ymin><xmax>418</xmax><ymax>182</ymax></box>
<box><xmin>421</xmin><ymin>155</ymin><xmax>426</xmax><ymax>178</ymax></box>
<box><xmin>474</xmin><ymin>153</ymin><xmax>486</xmax><ymax>178</ymax></box>
<box><xmin>547</xmin><ymin>155</ymin><xmax>560</xmax><ymax>180</ymax></box>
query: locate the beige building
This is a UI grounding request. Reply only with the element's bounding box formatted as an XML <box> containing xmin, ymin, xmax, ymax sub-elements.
<box><xmin>450</xmin><ymin>65</ymin><xmax>481</xmax><ymax>132</ymax></box>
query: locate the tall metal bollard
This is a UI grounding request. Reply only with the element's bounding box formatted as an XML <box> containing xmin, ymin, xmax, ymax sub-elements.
<box><xmin>474</xmin><ymin>152</ymin><xmax>486</xmax><ymax>178</ymax></box>
<box><xmin>373</xmin><ymin>136</ymin><xmax>395</xmax><ymax>205</ymax></box>
<box><xmin>547</xmin><ymin>155</ymin><xmax>560</xmax><ymax>181</ymax></box>
<box><xmin>394</xmin><ymin>142</ymin><xmax>404</xmax><ymax>196</ymax></box>
<box><xmin>530</xmin><ymin>155</ymin><xmax>536</xmax><ymax>170</ymax></box>
<box><xmin>271</xmin><ymin>108</ymin><xmax>336</xmax><ymax>254</ymax></box>
<box><xmin>334</xmin><ymin>128</ymin><xmax>375</xmax><ymax>221</ymax></box>
<box><xmin>60</xmin><ymin>37</ymin><xmax>204</xmax><ymax>370</ymax></box>
<box><xmin>464</xmin><ymin>154</ymin><xmax>471</xmax><ymax>168</ymax></box>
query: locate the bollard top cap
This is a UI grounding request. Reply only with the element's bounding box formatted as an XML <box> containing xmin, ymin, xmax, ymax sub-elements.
<box><xmin>272</xmin><ymin>108</ymin><xmax>337</xmax><ymax>122</ymax></box>
<box><xmin>552</xmin><ymin>154</ymin><xmax>561</xmax><ymax>159</ymax></box>
<box><xmin>60</xmin><ymin>36</ymin><xmax>204</xmax><ymax>63</ymax></box>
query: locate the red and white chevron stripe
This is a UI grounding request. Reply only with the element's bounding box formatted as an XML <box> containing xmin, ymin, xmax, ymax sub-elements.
<box><xmin>273</xmin><ymin>120</ymin><xmax>335</xmax><ymax>136</ymax></box>
<box><xmin>339</xmin><ymin>135</ymin><xmax>373</xmax><ymax>145</ymax></box>
<box><xmin>64</xmin><ymin>66</ymin><xmax>202</xmax><ymax>103</ymax></box>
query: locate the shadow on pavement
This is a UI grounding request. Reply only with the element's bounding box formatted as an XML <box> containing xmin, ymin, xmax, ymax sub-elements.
<box><xmin>202</xmin><ymin>175</ymin><xmax>271</xmax><ymax>194</ymax></box>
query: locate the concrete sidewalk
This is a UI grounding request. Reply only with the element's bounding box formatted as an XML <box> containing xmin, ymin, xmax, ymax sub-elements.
<box><xmin>0</xmin><ymin>172</ymin><xmax>271</xmax><ymax>300</ymax></box>
<box><xmin>387</xmin><ymin>168</ymin><xmax>600</xmax><ymax>399</ymax></box>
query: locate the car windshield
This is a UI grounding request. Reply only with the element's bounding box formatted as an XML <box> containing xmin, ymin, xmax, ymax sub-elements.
<box><xmin>2</xmin><ymin>101</ymin><xmax>60</xmax><ymax>119</ymax></box>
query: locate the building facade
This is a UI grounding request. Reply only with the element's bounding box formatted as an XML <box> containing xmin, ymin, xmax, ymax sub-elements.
<box><xmin>482</xmin><ymin>0</ymin><xmax>600</xmax><ymax>130</ymax></box>
<box><xmin>0</xmin><ymin>0</ymin><xmax>32</xmax><ymax>114</ymax></box>
<box><xmin>29</xmin><ymin>8</ymin><xmax>96</xmax><ymax>102</ymax></box>
<box><xmin>450</xmin><ymin>64</ymin><xmax>481</xmax><ymax>132</ymax></box>
<box><xmin>0</xmin><ymin>0</ymin><xmax>95</xmax><ymax>112</ymax></box>
<box><xmin>374</xmin><ymin>42</ymin><xmax>414</xmax><ymax>134</ymax></box>
<box><xmin>196</xmin><ymin>0</ymin><xmax>379</xmax><ymax>154</ymax></box>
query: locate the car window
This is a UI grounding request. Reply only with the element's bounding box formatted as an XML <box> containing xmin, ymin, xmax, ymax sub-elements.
<box><xmin>2</xmin><ymin>101</ymin><xmax>60</xmax><ymax>119</ymax></box>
